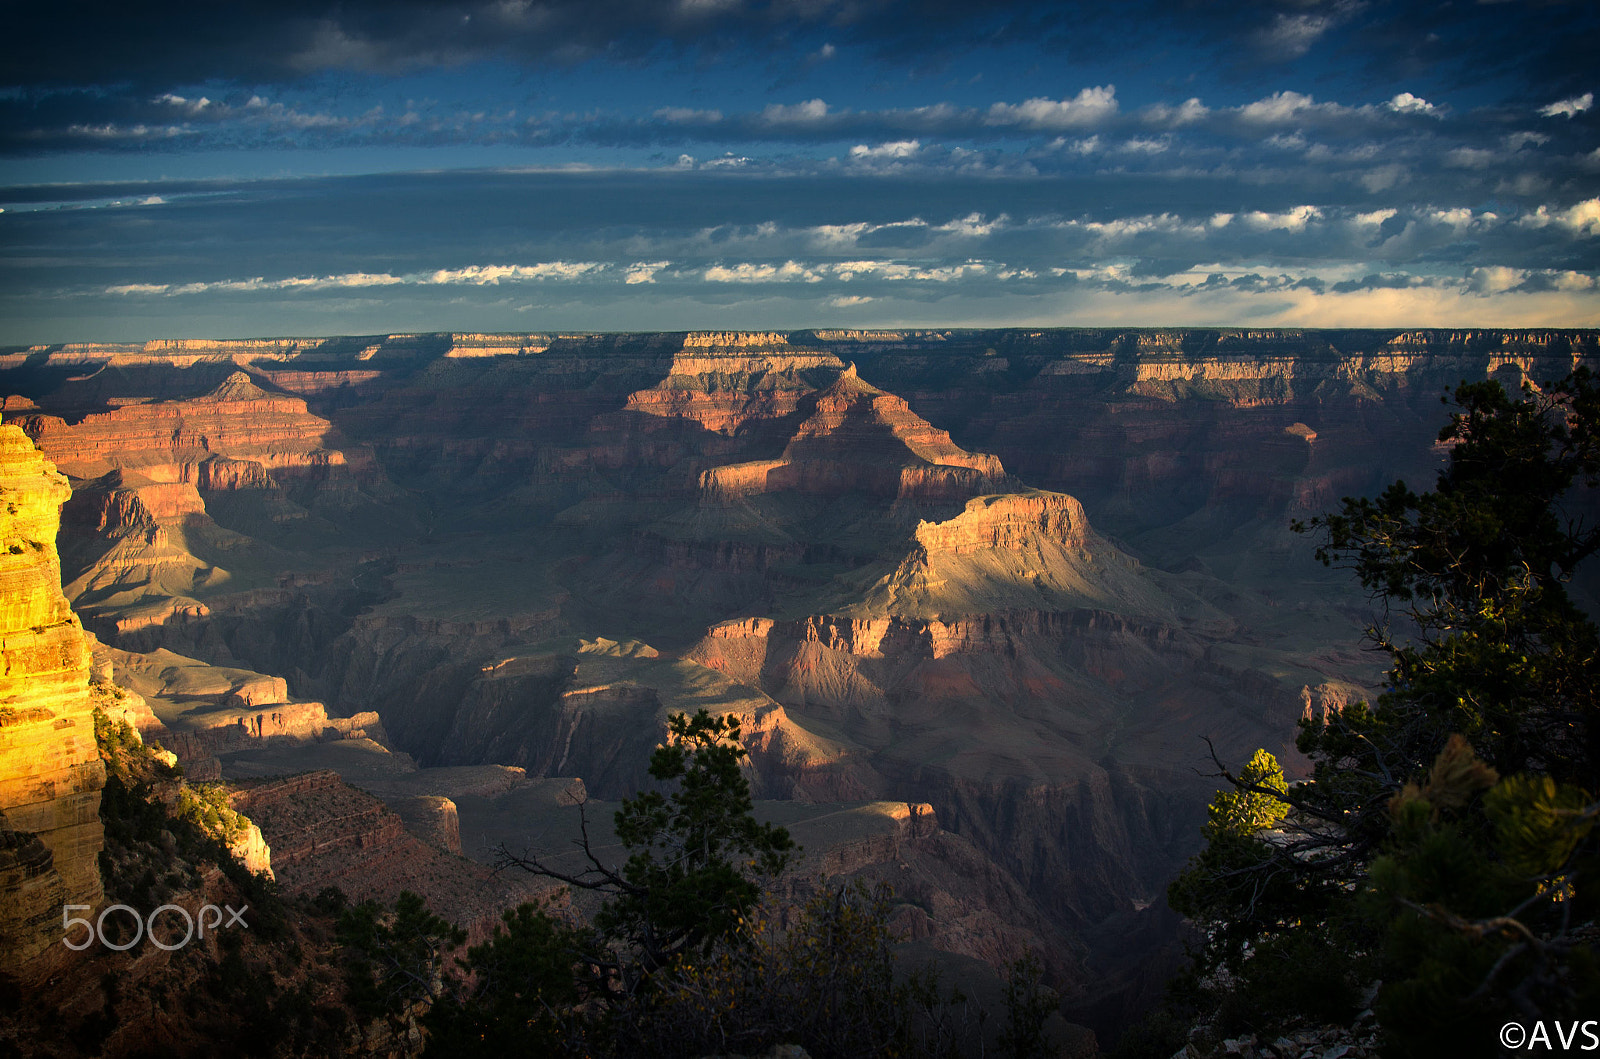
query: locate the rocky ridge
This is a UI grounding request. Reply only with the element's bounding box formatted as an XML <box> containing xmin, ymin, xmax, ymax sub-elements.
<box><xmin>228</xmin><ymin>769</ymin><xmax>556</xmax><ymax>940</ymax></box>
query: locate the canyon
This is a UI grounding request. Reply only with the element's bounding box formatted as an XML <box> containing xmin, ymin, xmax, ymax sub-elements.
<box><xmin>2</xmin><ymin>327</ymin><xmax>1595</xmax><ymax>1032</ymax></box>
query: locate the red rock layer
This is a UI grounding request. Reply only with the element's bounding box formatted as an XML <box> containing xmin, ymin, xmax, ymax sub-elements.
<box><xmin>913</xmin><ymin>492</ymin><xmax>1088</xmax><ymax>556</ymax></box>
<box><xmin>697</xmin><ymin>365</ymin><xmax>1007</xmax><ymax>503</ymax></box>
<box><xmin>16</xmin><ymin>371</ymin><xmax>376</xmax><ymax>490</ymax></box>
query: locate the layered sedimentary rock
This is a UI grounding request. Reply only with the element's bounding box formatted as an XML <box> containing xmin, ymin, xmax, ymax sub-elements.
<box><xmin>6</xmin><ymin>327</ymin><xmax>1596</xmax><ymax>1009</ymax></box>
<box><xmin>17</xmin><ymin>371</ymin><xmax>375</xmax><ymax>488</ymax></box>
<box><xmin>90</xmin><ymin>638</ymin><xmax>390</xmax><ymax>787</ymax></box>
<box><xmin>698</xmin><ymin>365</ymin><xmax>1006</xmax><ymax>504</ymax></box>
<box><xmin>0</xmin><ymin>421</ymin><xmax>105</xmax><ymax>963</ymax></box>
<box><xmin>9</xmin><ymin>368</ymin><xmax>396</xmax><ymax>650</ymax></box>
<box><xmin>230</xmin><ymin>770</ymin><xmax>554</xmax><ymax>937</ymax></box>
<box><xmin>0</xmin><ymin>819</ymin><xmax>68</xmax><ymax>966</ymax></box>
<box><xmin>390</xmin><ymin>795</ymin><xmax>462</xmax><ymax>854</ymax></box>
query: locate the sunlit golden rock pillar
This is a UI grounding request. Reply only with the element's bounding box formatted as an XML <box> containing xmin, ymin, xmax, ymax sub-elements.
<box><xmin>0</xmin><ymin>419</ymin><xmax>105</xmax><ymax>963</ymax></box>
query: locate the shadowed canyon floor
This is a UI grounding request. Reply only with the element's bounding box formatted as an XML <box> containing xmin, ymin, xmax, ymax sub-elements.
<box><xmin>5</xmin><ymin>327</ymin><xmax>1597</xmax><ymax>1036</ymax></box>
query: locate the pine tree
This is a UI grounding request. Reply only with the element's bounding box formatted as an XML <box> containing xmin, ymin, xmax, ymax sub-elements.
<box><xmin>1162</xmin><ymin>369</ymin><xmax>1600</xmax><ymax>1050</ymax></box>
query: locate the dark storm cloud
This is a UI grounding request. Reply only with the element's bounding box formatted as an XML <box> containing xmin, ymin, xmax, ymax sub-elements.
<box><xmin>7</xmin><ymin>0</ymin><xmax>1041</xmax><ymax>87</ymax></box>
<box><xmin>3</xmin><ymin>0</ymin><xmax>1594</xmax><ymax>187</ymax></box>
<box><xmin>9</xmin><ymin>1</ymin><xmax>1594</xmax><ymax>94</ymax></box>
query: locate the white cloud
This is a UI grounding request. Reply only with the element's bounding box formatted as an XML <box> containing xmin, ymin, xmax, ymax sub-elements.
<box><xmin>1054</xmin><ymin>135</ymin><xmax>1101</xmax><ymax>155</ymax></box>
<box><xmin>805</xmin><ymin>221</ymin><xmax>876</xmax><ymax>248</ymax></box>
<box><xmin>1080</xmin><ymin>213</ymin><xmax>1200</xmax><ymax>240</ymax></box>
<box><xmin>624</xmin><ymin>261</ymin><xmax>671</xmax><ymax>284</ymax></box>
<box><xmin>428</xmin><ymin>263</ymin><xmax>605</xmax><ymax>284</ymax></box>
<box><xmin>1560</xmin><ymin>198</ymin><xmax>1600</xmax><ymax>235</ymax></box>
<box><xmin>1539</xmin><ymin>92</ymin><xmax>1593</xmax><ymax>118</ymax></box>
<box><xmin>1240</xmin><ymin>205</ymin><xmax>1322</xmax><ymax>231</ymax></box>
<box><xmin>65</xmin><ymin>122</ymin><xmax>193</xmax><ymax>141</ymax></box>
<box><xmin>1427</xmin><ymin>207</ymin><xmax>1478</xmax><ymax>229</ymax></box>
<box><xmin>985</xmin><ymin>86</ymin><xmax>1118</xmax><ymax>130</ymax></box>
<box><xmin>106</xmin><ymin>263</ymin><xmax>612</xmax><ymax>296</ymax></box>
<box><xmin>1386</xmin><ymin>93</ymin><xmax>1434</xmax><ymax>115</ymax></box>
<box><xmin>826</xmin><ymin>260</ymin><xmax>992</xmax><ymax>283</ymax></box>
<box><xmin>704</xmin><ymin>261</ymin><xmax>821</xmax><ymax>283</ymax></box>
<box><xmin>827</xmin><ymin>295</ymin><xmax>873</xmax><ymax>307</ymax></box>
<box><xmin>848</xmin><ymin>140</ymin><xmax>921</xmax><ymax>161</ymax></box>
<box><xmin>1237</xmin><ymin>91</ymin><xmax>1340</xmax><ymax>124</ymax></box>
<box><xmin>1254</xmin><ymin>12</ymin><xmax>1333</xmax><ymax>60</ymax></box>
<box><xmin>933</xmin><ymin>213</ymin><xmax>1006</xmax><ymax>238</ymax></box>
<box><xmin>1142</xmin><ymin>98</ymin><xmax>1208</xmax><ymax>127</ymax></box>
<box><xmin>154</xmin><ymin>93</ymin><xmax>215</xmax><ymax>116</ymax></box>
<box><xmin>1466</xmin><ymin>266</ymin><xmax>1525</xmax><ymax>293</ymax></box>
<box><xmin>1519</xmin><ymin>198</ymin><xmax>1600</xmax><ymax>235</ymax></box>
<box><xmin>759</xmin><ymin>99</ymin><xmax>830</xmax><ymax>126</ymax></box>
<box><xmin>1117</xmin><ymin>137</ymin><xmax>1169</xmax><ymax>154</ymax></box>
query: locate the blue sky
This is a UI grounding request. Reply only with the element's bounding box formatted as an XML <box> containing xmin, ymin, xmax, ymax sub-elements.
<box><xmin>2</xmin><ymin>0</ymin><xmax>1597</xmax><ymax>343</ymax></box>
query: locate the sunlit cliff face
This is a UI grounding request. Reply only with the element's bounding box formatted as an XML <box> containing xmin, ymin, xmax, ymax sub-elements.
<box><xmin>0</xmin><ymin>421</ymin><xmax>105</xmax><ymax>961</ymax></box>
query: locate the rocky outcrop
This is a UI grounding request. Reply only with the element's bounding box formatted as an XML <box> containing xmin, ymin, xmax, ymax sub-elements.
<box><xmin>0</xmin><ymin>421</ymin><xmax>105</xmax><ymax>963</ymax></box>
<box><xmin>158</xmin><ymin>702</ymin><xmax>384</xmax><ymax>762</ymax></box>
<box><xmin>16</xmin><ymin>371</ymin><xmax>377</xmax><ymax>490</ymax></box>
<box><xmin>697</xmin><ymin>365</ymin><xmax>1007</xmax><ymax>504</ymax></box>
<box><xmin>230</xmin><ymin>770</ymin><xmax>553</xmax><ymax>936</ymax></box>
<box><xmin>226</xmin><ymin>817</ymin><xmax>274</xmax><ymax>878</ymax></box>
<box><xmin>391</xmin><ymin>795</ymin><xmax>462</xmax><ymax>854</ymax></box>
<box><xmin>0</xmin><ymin>816</ymin><xmax>69</xmax><ymax>968</ymax></box>
<box><xmin>913</xmin><ymin>491</ymin><xmax>1087</xmax><ymax>555</ymax></box>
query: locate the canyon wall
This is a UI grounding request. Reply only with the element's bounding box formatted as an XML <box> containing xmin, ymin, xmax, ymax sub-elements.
<box><xmin>0</xmin><ymin>420</ymin><xmax>105</xmax><ymax>964</ymax></box>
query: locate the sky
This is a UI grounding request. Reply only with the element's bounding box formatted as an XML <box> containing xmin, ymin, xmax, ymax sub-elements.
<box><xmin>1</xmin><ymin>0</ymin><xmax>1597</xmax><ymax>344</ymax></box>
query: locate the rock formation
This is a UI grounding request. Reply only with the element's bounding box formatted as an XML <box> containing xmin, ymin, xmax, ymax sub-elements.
<box><xmin>229</xmin><ymin>770</ymin><xmax>555</xmax><ymax>939</ymax></box>
<box><xmin>17</xmin><ymin>370</ymin><xmax>375</xmax><ymax>489</ymax></box>
<box><xmin>0</xmin><ymin>419</ymin><xmax>105</xmax><ymax>964</ymax></box>
<box><xmin>5</xmin><ymin>327</ymin><xmax>1595</xmax><ymax>1015</ymax></box>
